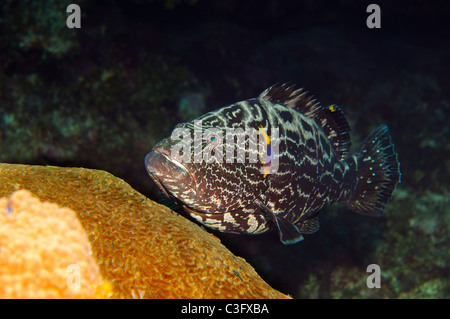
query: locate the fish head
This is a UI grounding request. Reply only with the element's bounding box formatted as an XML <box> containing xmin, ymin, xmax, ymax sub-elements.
<box><xmin>145</xmin><ymin>102</ymin><xmax>271</xmax><ymax>214</ymax></box>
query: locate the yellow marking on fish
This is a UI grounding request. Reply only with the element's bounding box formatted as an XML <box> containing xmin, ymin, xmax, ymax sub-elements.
<box><xmin>262</xmin><ymin>169</ymin><xmax>270</xmax><ymax>178</ymax></box>
<box><xmin>258</xmin><ymin>125</ymin><xmax>271</xmax><ymax>145</ymax></box>
<box><xmin>328</xmin><ymin>105</ymin><xmax>336</xmax><ymax>112</ymax></box>
<box><xmin>258</xmin><ymin>125</ymin><xmax>272</xmax><ymax>178</ymax></box>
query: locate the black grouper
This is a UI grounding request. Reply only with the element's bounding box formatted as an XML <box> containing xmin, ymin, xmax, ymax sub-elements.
<box><xmin>145</xmin><ymin>84</ymin><xmax>401</xmax><ymax>244</ymax></box>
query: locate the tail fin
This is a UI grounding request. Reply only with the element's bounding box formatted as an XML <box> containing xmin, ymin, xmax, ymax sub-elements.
<box><xmin>345</xmin><ymin>125</ymin><xmax>401</xmax><ymax>216</ymax></box>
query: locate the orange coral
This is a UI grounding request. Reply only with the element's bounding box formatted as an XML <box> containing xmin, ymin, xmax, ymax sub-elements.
<box><xmin>0</xmin><ymin>163</ymin><xmax>289</xmax><ymax>299</ymax></box>
<box><xmin>0</xmin><ymin>189</ymin><xmax>112</xmax><ymax>298</ymax></box>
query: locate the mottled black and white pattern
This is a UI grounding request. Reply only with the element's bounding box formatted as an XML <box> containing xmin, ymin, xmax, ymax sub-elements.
<box><xmin>145</xmin><ymin>84</ymin><xmax>401</xmax><ymax>244</ymax></box>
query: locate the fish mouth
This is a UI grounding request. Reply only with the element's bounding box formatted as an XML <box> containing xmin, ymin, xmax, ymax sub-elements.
<box><xmin>145</xmin><ymin>149</ymin><xmax>197</xmax><ymax>197</ymax></box>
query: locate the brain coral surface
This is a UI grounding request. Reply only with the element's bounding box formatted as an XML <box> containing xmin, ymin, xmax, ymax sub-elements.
<box><xmin>0</xmin><ymin>189</ymin><xmax>112</xmax><ymax>298</ymax></box>
<box><xmin>0</xmin><ymin>163</ymin><xmax>289</xmax><ymax>299</ymax></box>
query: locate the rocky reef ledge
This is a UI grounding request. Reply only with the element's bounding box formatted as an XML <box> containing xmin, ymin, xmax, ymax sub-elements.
<box><xmin>0</xmin><ymin>163</ymin><xmax>289</xmax><ymax>299</ymax></box>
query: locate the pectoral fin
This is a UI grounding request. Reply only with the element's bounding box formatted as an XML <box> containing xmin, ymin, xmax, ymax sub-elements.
<box><xmin>257</xmin><ymin>202</ymin><xmax>304</xmax><ymax>244</ymax></box>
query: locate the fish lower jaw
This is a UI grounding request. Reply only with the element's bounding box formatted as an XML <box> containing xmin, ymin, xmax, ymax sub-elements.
<box><xmin>146</xmin><ymin>151</ymin><xmax>197</xmax><ymax>189</ymax></box>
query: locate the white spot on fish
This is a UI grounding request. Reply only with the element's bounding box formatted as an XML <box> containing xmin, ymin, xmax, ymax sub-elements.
<box><xmin>223</xmin><ymin>212</ymin><xmax>236</xmax><ymax>224</ymax></box>
<box><xmin>246</xmin><ymin>215</ymin><xmax>259</xmax><ymax>233</ymax></box>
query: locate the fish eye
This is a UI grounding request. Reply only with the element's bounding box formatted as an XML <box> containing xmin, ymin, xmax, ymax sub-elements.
<box><xmin>206</xmin><ymin>134</ymin><xmax>220</xmax><ymax>148</ymax></box>
<box><xmin>205</xmin><ymin>134</ymin><xmax>217</xmax><ymax>141</ymax></box>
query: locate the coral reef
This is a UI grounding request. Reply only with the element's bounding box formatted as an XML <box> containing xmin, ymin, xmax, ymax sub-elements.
<box><xmin>0</xmin><ymin>163</ymin><xmax>289</xmax><ymax>299</ymax></box>
<box><xmin>0</xmin><ymin>189</ymin><xmax>112</xmax><ymax>298</ymax></box>
<box><xmin>1</xmin><ymin>0</ymin><xmax>82</xmax><ymax>59</ymax></box>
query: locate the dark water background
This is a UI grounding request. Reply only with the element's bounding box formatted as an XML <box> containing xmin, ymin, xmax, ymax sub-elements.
<box><xmin>1</xmin><ymin>0</ymin><xmax>449</xmax><ymax>298</ymax></box>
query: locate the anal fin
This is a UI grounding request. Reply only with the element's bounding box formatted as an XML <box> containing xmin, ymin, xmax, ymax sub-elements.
<box><xmin>296</xmin><ymin>215</ymin><xmax>320</xmax><ymax>234</ymax></box>
<box><xmin>257</xmin><ymin>202</ymin><xmax>304</xmax><ymax>244</ymax></box>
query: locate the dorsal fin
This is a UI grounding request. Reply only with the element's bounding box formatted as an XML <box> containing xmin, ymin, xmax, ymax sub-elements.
<box><xmin>259</xmin><ymin>83</ymin><xmax>351</xmax><ymax>159</ymax></box>
<box><xmin>259</xmin><ymin>83</ymin><xmax>321</xmax><ymax>117</ymax></box>
<box><xmin>317</xmin><ymin>104</ymin><xmax>351</xmax><ymax>159</ymax></box>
